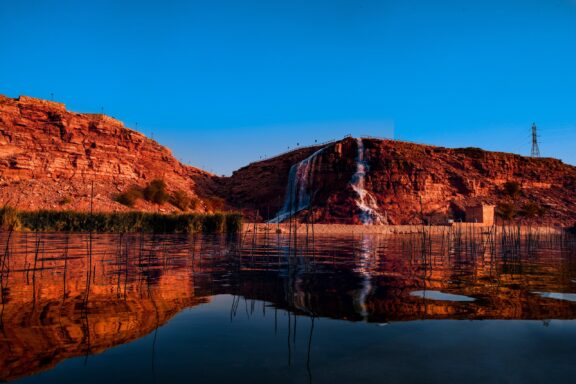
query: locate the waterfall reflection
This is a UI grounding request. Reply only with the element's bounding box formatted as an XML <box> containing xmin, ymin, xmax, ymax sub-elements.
<box><xmin>0</xmin><ymin>231</ymin><xmax>575</xmax><ymax>381</ymax></box>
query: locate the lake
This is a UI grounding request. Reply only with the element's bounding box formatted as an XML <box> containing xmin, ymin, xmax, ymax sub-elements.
<box><xmin>1</xmin><ymin>230</ymin><xmax>576</xmax><ymax>383</ymax></box>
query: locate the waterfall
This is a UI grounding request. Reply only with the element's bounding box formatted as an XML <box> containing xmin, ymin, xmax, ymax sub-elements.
<box><xmin>270</xmin><ymin>138</ymin><xmax>385</xmax><ymax>224</ymax></box>
<box><xmin>268</xmin><ymin>146</ymin><xmax>326</xmax><ymax>223</ymax></box>
<box><xmin>350</xmin><ymin>138</ymin><xmax>386</xmax><ymax>225</ymax></box>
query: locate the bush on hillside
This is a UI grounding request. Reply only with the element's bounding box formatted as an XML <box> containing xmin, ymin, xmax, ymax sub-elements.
<box><xmin>519</xmin><ymin>202</ymin><xmax>546</xmax><ymax>219</ymax></box>
<box><xmin>204</xmin><ymin>197</ymin><xmax>226</xmax><ymax>212</ymax></box>
<box><xmin>502</xmin><ymin>181</ymin><xmax>522</xmax><ymax>199</ymax></box>
<box><xmin>143</xmin><ymin>179</ymin><xmax>169</xmax><ymax>204</ymax></box>
<box><xmin>189</xmin><ymin>196</ymin><xmax>202</xmax><ymax>211</ymax></box>
<box><xmin>114</xmin><ymin>186</ymin><xmax>144</xmax><ymax>207</ymax></box>
<box><xmin>58</xmin><ymin>197</ymin><xmax>72</xmax><ymax>206</ymax></box>
<box><xmin>170</xmin><ymin>190</ymin><xmax>191</xmax><ymax>211</ymax></box>
<box><xmin>456</xmin><ymin>147</ymin><xmax>485</xmax><ymax>159</ymax></box>
<box><xmin>496</xmin><ymin>202</ymin><xmax>517</xmax><ymax>221</ymax></box>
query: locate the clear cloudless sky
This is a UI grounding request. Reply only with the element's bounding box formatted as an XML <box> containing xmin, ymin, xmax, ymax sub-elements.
<box><xmin>1</xmin><ymin>0</ymin><xmax>575</xmax><ymax>175</ymax></box>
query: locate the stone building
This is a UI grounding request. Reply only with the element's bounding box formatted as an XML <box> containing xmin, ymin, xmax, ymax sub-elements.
<box><xmin>465</xmin><ymin>203</ymin><xmax>495</xmax><ymax>225</ymax></box>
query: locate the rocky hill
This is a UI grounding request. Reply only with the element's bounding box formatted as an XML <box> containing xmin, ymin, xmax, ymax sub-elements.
<box><xmin>225</xmin><ymin>138</ymin><xmax>576</xmax><ymax>226</ymax></box>
<box><xmin>1</xmin><ymin>94</ymin><xmax>575</xmax><ymax>225</ymax></box>
<box><xmin>0</xmin><ymin>95</ymin><xmax>217</xmax><ymax>212</ymax></box>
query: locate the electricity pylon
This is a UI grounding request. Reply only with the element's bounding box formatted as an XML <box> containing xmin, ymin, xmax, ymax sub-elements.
<box><xmin>531</xmin><ymin>122</ymin><xmax>540</xmax><ymax>158</ymax></box>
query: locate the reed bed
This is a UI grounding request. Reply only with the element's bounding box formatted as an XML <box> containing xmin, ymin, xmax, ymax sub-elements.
<box><xmin>397</xmin><ymin>223</ymin><xmax>576</xmax><ymax>266</ymax></box>
<box><xmin>0</xmin><ymin>207</ymin><xmax>243</xmax><ymax>234</ymax></box>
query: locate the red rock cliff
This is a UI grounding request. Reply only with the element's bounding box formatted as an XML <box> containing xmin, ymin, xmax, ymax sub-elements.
<box><xmin>0</xmin><ymin>95</ymin><xmax>217</xmax><ymax>212</ymax></box>
<box><xmin>2</xmin><ymin>95</ymin><xmax>575</xmax><ymax>225</ymax></box>
<box><xmin>225</xmin><ymin>137</ymin><xmax>576</xmax><ymax>225</ymax></box>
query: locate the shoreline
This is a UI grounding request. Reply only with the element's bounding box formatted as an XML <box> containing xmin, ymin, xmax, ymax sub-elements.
<box><xmin>243</xmin><ymin>223</ymin><xmax>568</xmax><ymax>235</ymax></box>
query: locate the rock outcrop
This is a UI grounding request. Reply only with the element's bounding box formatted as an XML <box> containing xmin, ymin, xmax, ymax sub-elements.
<box><xmin>225</xmin><ymin>137</ymin><xmax>576</xmax><ymax>225</ymax></box>
<box><xmin>223</xmin><ymin>138</ymin><xmax>359</xmax><ymax>221</ymax></box>
<box><xmin>1</xmin><ymin>94</ymin><xmax>575</xmax><ymax>225</ymax></box>
<box><xmin>0</xmin><ymin>95</ymin><xmax>216</xmax><ymax>212</ymax></box>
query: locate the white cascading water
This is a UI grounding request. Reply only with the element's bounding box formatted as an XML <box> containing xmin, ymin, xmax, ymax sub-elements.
<box><xmin>268</xmin><ymin>146</ymin><xmax>326</xmax><ymax>223</ymax></box>
<box><xmin>350</xmin><ymin>138</ymin><xmax>386</xmax><ymax>225</ymax></box>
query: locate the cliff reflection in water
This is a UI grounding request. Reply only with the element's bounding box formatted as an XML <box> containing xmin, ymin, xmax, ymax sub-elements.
<box><xmin>1</xmin><ymin>230</ymin><xmax>576</xmax><ymax>381</ymax></box>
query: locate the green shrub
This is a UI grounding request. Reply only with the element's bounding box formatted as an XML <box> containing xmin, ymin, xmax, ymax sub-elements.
<box><xmin>189</xmin><ymin>197</ymin><xmax>201</xmax><ymax>211</ymax></box>
<box><xmin>204</xmin><ymin>197</ymin><xmax>226</xmax><ymax>212</ymax></box>
<box><xmin>496</xmin><ymin>202</ymin><xmax>517</xmax><ymax>221</ymax></box>
<box><xmin>170</xmin><ymin>190</ymin><xmax>191</xmax><ymax>211</ymax></box>
<box><xmin>114</xmin><ymin>186</ymin><xmax>143</xmax><ymax>207</ymax></box>
<box><xmin>58</xmin><ymin>197</ymin><xmax>72</xmax><ymax>206</ymax></box>
<box><xmin>502</xmin><ymin>181</ymin><xmax>521</xmax><ymax>199</ymax></box>
<box><xmin>520</xmin><ymin>202</ymin><xmax>546</xmax><ymax>219</ymax></box>
<box><xmin>457</xmin><ymin>147</ymin><xmax>485</xmax><ymax>159</ymax></box>
<box><xmin>0</xmin><ymin>206</ymin><xmax>21</xmax><ymax>231</ymax></box>
<box><xmin>144</xmin><ymin>179</ymin><xmax>169</xmax><ymax>204</ymax></box>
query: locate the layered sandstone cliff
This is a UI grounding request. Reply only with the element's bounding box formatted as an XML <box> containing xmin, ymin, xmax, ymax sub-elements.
<box><xmin>0</xmin><ymin>95</ymin><xmax>216</xmax><ymax>212</ymax></box>
<box><xmin>225</xmin><ymin>137</ymin><xmax>576</xmax><ymax>225</ymax></box>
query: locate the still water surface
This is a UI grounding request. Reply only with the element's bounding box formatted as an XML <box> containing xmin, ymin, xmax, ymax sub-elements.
<box><xmin>1</xmin><ymin>231</ymin><xmax>576</xmax><ymax>383</ymax></box>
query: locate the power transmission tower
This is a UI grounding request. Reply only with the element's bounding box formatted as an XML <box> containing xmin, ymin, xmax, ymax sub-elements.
<box><xmin>531</xmin><ymin>122</ymin><xmax>540</xmax><ymax>157</ymax></box>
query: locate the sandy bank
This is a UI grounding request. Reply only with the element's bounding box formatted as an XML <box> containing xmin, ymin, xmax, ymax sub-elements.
<box><xmin>242</xmin><ymin>223</ymin><xmax>566</xmax><ymax>235</ymax></box>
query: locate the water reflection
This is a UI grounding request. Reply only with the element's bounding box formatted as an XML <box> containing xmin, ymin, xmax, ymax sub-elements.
<box><xmin>409</xmin><ymin>290</ymin><xmax>476</xmax><ymax>301</ymax></box>
<box><xmin>0</xmin><ymin>231</ymin><xmax>575</xmax><ymax>382</ymax></box>
<box><xmin>534</xmin><ymin>292</ymin><xmax>576</xmax><ymax>302</ymax></box>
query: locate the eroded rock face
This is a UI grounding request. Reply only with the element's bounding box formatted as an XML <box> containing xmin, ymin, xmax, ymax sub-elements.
<box><xmin>2</xmin><ymin>95</ymin><xmax>575</xmax><ymax>225</ymax></box>
<box><xmin>363</xmin><ymin>140</ymin><xmax>576</xmax><ymax>225</ymax></box>
<box><xmin>0</xmin><ymin>95</ymin><xmax>216</xmax><ymax>212</ymax></box>
<box><xmin>222</xmin><ymin>138</ymin><xmax>359</xmax><ymax>222</ymax></box>
<box><xmin>226</xmin><ymin>138</ymin><xmax>576</xmax><ymax>225</ymax></box>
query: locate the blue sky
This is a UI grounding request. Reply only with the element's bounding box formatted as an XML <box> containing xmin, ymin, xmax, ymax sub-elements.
<box><xmin>1</xmin><ymin>0</ymin><xmax>575</xmax><ymax>175</ymax></box>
